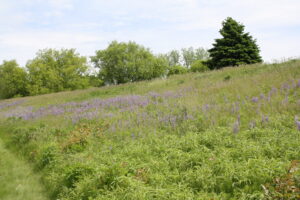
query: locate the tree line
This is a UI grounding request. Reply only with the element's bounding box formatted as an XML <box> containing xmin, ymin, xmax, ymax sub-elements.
<box><xmin>0</xmin><ymin>17</ymin><xmax>262</xmax><ymax>99</ymax></box>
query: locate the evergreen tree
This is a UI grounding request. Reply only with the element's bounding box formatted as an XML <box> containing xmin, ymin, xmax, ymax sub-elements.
<box><xmin>208</xmin><ymin>17</ymin><xmax>262</xmax><ymax>69</ymax></box>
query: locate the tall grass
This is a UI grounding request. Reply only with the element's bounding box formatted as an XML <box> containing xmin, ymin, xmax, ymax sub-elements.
<box><xmin>0</xmin><ymin>140</ymin><xmax>48</xmax><ymax>200</ymax></box>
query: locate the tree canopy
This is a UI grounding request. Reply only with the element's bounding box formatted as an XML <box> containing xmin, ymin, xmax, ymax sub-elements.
<box><xmin>26</xmin><ymin>49</ymin><xmax>89</xmax><ymax>95</ymax></box>
<box><xmin>0</xmin><ymin>60</ymin><xmax>28</xmax><ymax>99</ymax></box>
<box><xmin>208</xmin><ymin>17</ymin><xmax>262</xmax><ymax>69</ymax></box>
<box><xmin>91</xmin><ymin>41</ymin><xmax>168</xmax><ymax>84</ymax></box>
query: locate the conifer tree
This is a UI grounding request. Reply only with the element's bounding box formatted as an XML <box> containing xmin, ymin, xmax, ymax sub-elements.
<box><xmin>208</xmin><ymin>17</ymin><xmax>262</xmax><ymax>69</ymax></box>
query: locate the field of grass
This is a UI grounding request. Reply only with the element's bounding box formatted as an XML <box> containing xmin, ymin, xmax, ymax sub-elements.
<box><xmin>0</xmin><ymin>60</ymin><xmax>299</xmax><ymax>199</ymax></box>
<box><xmin>0</xmin><ymin>139</ymin><xmax>48</xmax><ymax>200</ymax></box>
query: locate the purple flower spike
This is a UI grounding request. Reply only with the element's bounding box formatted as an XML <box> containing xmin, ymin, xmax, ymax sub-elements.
<box><xmin>296</xmin><ymin>79</ymin><xmax>300</xmax><ymax>87</ymax></box>
<box><xmin>296</xmin><ymin>121</ymin><xmax>300</xmax><ymax>131</ymax></box>
<box><xmin>232</xmin><ymin>121</ymin><xmax>239</xmax><ymax>134</ymax></box>
<box><xmin>265</xmin><ymin>116</ymin><xmax>269</xmax><ymax>123</ymax></box>
<box><xmin>260</xmin><ymin>93</ymin><xmax>265</xmax><ymax>99</ymax></box>
<box><xmin>252</xmin><ymin>97</ymin><xmax>259</xmax><ymax>103</ymax></box>
<box><xmin>261</xmin><ymin>115</ymin><xmax>269</xmax><ymax>124</ymax></box>
<box><xmin>295</xmin><ymin>116</ymin><xmax>300</xmax><ymax>131</ymax></box>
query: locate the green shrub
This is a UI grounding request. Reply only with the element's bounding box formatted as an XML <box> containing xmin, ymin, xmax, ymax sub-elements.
<box><xmin>37</xmin><ymin>144</ymin><xmax>59</xmax><ymax>169</ymax></box>
<box><xmin>167</xmin><ymin>65</ymin><xmax>188</xmax><ymax>76</ymax></box>
<box><xmin>11</xmin><ymin>127</ymin><xmax>36</xmax><ymax>145</ymax></box>
<box><xmin>64</xmin><ymin>164</ymin><xmax>95</xmax><ymax>188</ymax></box>
<box><xmin>190</xmin><ymin>60</ymin><xmax>209</xmax><ymax>73</ymax></box>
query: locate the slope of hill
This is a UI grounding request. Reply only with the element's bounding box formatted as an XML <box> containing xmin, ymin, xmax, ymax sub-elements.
<box><xmin>0</xmin><ymin>60</ymin><xmax>299</xmax><ymax>199</ymax></box>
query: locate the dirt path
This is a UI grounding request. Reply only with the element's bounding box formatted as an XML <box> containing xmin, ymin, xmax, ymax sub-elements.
<box><xmin>0</xmin><ymin>139</ymin><xmax>48</xmax><ymax>200</ymax></box>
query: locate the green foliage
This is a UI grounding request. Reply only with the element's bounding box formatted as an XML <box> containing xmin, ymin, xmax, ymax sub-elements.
<box><xmin>182</xmin><ymin>47</ymin><xmax>210</xmax><ymax>68</ymax></box>
<box><xmin>195</xmin><ymin>47</ymin><xmax>210</xmax><ymax>61</ymax></box>
<box><xmin>163</xmin><ymin>48</ymin><xmax>209</xmax><ymax>69</ymax></box>
<box><xmin>91</xmin><ymin>41</ymin><xmax>168</xmax><ymax>84</ymax></box>
<box><xmin>208</xmin><ymin>17</ymin><xmax>262</xmax><ymax>69</ymax></box>
<box><xmin>11</xmin><ymin>127</ymin><xmax>36</xmax><ymax>145</ymax></box>
<box><xmin>224</xmin><ymin>75</ymin><xmax>231</xmax><ymax>81</ymax></box>
<box><xmin>0</xmin><ymin>139</ymin><xmax>48</xmax><ymax>200</ymax></box>
<box><xmin>37</xmin><ymin>144</ymin><xmax>59</xmax><ymax>169</ymax></box>
<box><xmin>166</xmin><ymin>50</ymin><xmax>181</xmax><ymax>66</ymax></box>
<box><xmin>26</xmin><ymin>48</ymin><xmax>89</xmax><ymax>95</ymax></box>
<box><xmin>167</xmin><ymin>65</ymin><xmax>188</xmax><ymax>76</ymax></box>
<box><xmin>88</xmin><ymin>75</ymin><xmax>104</xmax><ymax>87</ymax></box>
<box><xmin>64</xmin><ymin>164</ymin><xmax>95</xmax><ymax>188</ymax></box>
<box><xmin>190</xmin><ymin>60</ymin><xmax>209</xmax><ymax>73</ymax></box>
<box><xmin>0</xmin><ymin>60</ymin><xmax>300</xmax><ymax>199</ymax></box>
<box><xmin>0</xmin><ymin>60</ymin><xmax>28</xmax><ymax>99</ymax></box>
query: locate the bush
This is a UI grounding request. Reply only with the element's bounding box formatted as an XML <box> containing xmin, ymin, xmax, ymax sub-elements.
<box><xmin>64</xmin><ymin>164</ymin><xmax>95</xmax><ymax>188</ymax></box>
<box><xmin>37</xmin><ymin>144</ymin><xmax>59</xmax><ymax>169</ymax></box>
<box><xmin>167</xmin><ymin>65</ymin><xmax>188</xmax><ymax>76</ymax></box>
<box><xmin>190</xmin><ymin>60</ymin><xmax>209</xmax><ymax>73</ymax></box>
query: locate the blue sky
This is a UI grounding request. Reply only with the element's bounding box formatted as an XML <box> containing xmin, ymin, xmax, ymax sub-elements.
<box><xmin>0</xmin><ymin>0</ymin><xmax>300</xmax><ymax>66</ymax></box>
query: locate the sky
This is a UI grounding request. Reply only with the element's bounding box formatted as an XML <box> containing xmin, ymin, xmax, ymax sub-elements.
<box><xmin>0</xmin><ymin>0</ymin><xmax>300</xmax><ymax>66</ymax></box>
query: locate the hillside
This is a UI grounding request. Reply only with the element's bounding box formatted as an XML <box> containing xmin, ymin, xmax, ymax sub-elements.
<box><xmin>0</xmin><ymin>60</ymin><xmax>299</xmax><ymax>200</ymax></box>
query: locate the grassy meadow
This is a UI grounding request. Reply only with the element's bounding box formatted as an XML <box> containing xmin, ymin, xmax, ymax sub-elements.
<box><xmin>0</xmin><ymin>60</ymin><xmax>299</xmax><ymax>199</ymax></box>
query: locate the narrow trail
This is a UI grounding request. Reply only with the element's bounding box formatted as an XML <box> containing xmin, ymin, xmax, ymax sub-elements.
<box><xmin>0</xmin><ymin>139</ymin><xmax>48</xmax><ymax>200</ymax></box>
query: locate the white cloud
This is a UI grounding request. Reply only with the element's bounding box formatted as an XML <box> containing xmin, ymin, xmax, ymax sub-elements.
<box><xmin>0</xmin><ymin>30</ymin><xmax>105</xmax><ymax>65</ymax></box>
<box><xmin>0</xmin><ymin>0</ymin><xmax>300</xmax><ymax>65</ymax></box>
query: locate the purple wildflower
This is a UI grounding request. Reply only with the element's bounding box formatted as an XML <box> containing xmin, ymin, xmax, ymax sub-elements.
<box><xmin>261</xmin><ymin>115</ymin><xmax>269</xmax><ymax>124</ymax></box>
<box><xmin>0</xmin><ymin>100</ymin><xmax>25</xmax><ymax>110</ymax></box>
<box><xmin>269</xmin><ymin>87</ymin><xmax>277</xmax><ymax>96</ymax></box>
<box><xmin>267</xmin><ymin>94</ymin><xmax>271</xmax><ymax>102</ymax></box>
<box><xmin>282</xmin><ymin>94</ymin><xmax>289</xmax><ymax>105</ymax></box>
<box><xmin>252</xmin><ymin>97</ymin><xmax>259</xmax><ymax>103</ymax></box>
<box><xmin>297</xmin><ymin>79</ymin><xmax>300</xmax><ymax>88</ymax></box>
<box><xmin>281</xmin><ymin>83</ymin><xmax>290</xmax><ymax>91</ymax></box>
<box><xmin>260</xmin><ymin>93</ymin><xmax>265</xmax><ymax>99</ymax></box>
<box><xmin>232</xmin><ymin>121</ymin><xmax>239</xmax><ymax>134</ymax></box>
<box><xmin>265</xmin><ymin>116</ymin><xmax>269</xmax><ymax>123</ymax></box>
<box><xmin>202</xmin><ymin>104</ymin><xmax>210</xmax><ymax>113</ymax></box>
<box><xmin>296</xmin><ymin>121</ymin><xmax>300</xmax><ymax>131</ymax></box>
<box><xmin>237</xmin><ymin>114</ymin><xmax>241</xmax><ymax>124</ymax></box>
<box><xmin>295</xmin><ymin>116</ymin><xmax>300</xmax><ymax>131</ymax></box>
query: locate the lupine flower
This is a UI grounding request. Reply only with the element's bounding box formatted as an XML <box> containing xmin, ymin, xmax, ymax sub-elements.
<box><xmin>297</xmin><ymin>79</ymin><xmax>300</xmax><ymax>88</ymax></box>
<box><xmin>261</xmin><ymin>115</ymin><xmax>269</xmax><ymax>124</ymax></box>
<box><xmin>252</xmin><ymin>97</ymin><xmax>259</xmax><ymax>103</ymax></box>
<box><xmin>281</xmin><ymin>83</ymin><xmax>290</xmax><ymax>91</ymax></box>
<box><xmin>237</xmin><ymin>114</ymin><xmax>241</xmax><ymax>124</ymax></box>
<box><xmin>265</xmin><ymin>116</ymin><xmax>269</xmax><ymax>123</ymax></box>
<box><xmin>260</xmin><ymin>93</ymin><xmax>265</xmax><ymax>99</ymax></box>
<box><xmin>296</xmin><ymin>121</ymin><xmax>300</xmax><ymax>131</ymax></box>
<box><xmin>269</xmin><ymin>87</ymin><xmax>277</xmax><ymax>96</ymax></box>
<box><xmin>232</xmin><ymin>121</ymin><xmax>239</xmax><ymax>134</ymax></box>
<box><xmin>202</xmin><ymin>104</ymin><xmax>210</xmax><ymax>113</ymax></box>
<box><xmin>295</xmin><ymin>116</ymin><xmax>300</xmax><ymax>131</ymax></box>
<box><xmin>267</xmin><ymin>94</ymin><xmax>271</xmax><ymax>102</ymax></box>
<box><xmin>0</xmin><ymin>100</ymin><xmax>25</xmax><ymax>110</ymax></box>
<box><xmin>282</xmin><ymin>94</ymin><xmax>289</xmax><ymax>105</ymax></box>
